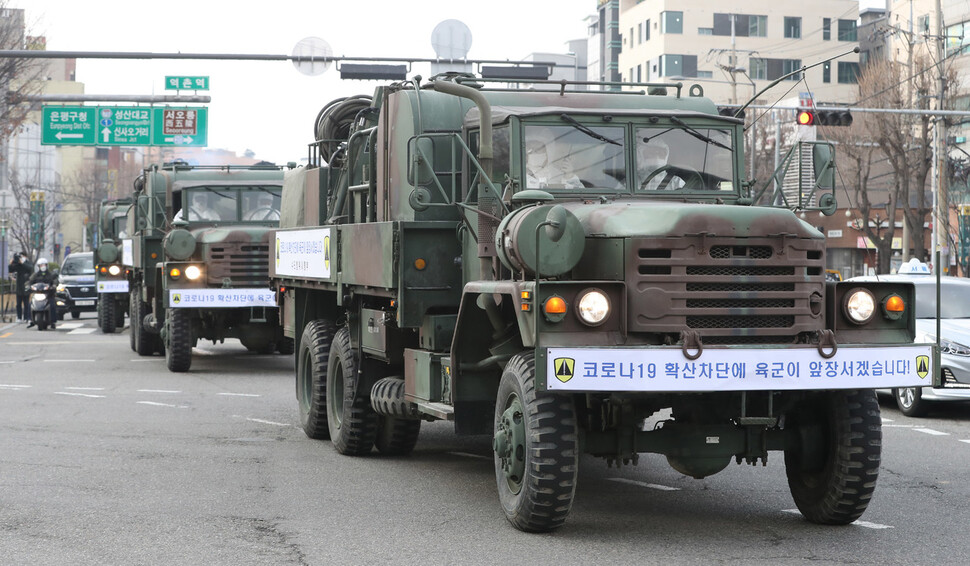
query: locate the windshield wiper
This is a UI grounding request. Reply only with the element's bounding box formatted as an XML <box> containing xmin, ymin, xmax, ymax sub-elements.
<box><xmin>669</xmin><ymin>116</ymin><xmax>733</xmax><ymax>152</ymax></box>
<box><xmin>560</xmin><ymin>114</ymin><xmax>621</xmax><ymax>146</ymax></box>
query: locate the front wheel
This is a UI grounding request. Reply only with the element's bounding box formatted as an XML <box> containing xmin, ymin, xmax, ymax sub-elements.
<box><xmin>297</xmin><ymin>320</ymin><xmax>335</xmax><ymax>439</ymax></box>
<box><xmin>493</xmin><ymin>352</ymin><xmax>578</xmax><ymax>532</ymax></box>
<box><xmin>326</xmin><ymin>326</ymin><xmax>378</xmax><ymax>455</ymax></box>
<box><xmin>165</xmin><ymin>308</ymin><xmax>193</xmax><ymax>372</ymax></box>
<box><xmin>894</xmin><ymin>387</ymin><xmax>929</xmax><ymax>417</ymax></box>
<box><xmin>785</xmin><ymin>389</ymin><xmax>881</xmax><ymax>525</ymax></box>
<box><xmin>100</xmin><ymin>296</ymin><xmax>117</xmax><ymax>333</ymax></box>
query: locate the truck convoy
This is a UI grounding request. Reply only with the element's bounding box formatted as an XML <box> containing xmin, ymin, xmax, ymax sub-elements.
<box><xmin>270</xmin><ymin>74</ymin><xmax>937</xmax><ymax>532</ymax></box>
<box><xmin>95</xmin><ymin>197</ymin><xmax>132</xmax><ymax>333</ymax></box>
<box><xmin>126</xmin><ymin>162</ymin><xmax>291</xmax><ymax>372</ymax></box>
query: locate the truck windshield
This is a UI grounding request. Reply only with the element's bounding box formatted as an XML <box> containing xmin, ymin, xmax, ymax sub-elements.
<box><xmin>635</xmin><ymin>126</ymin><xmax>734</xmax><ymax>192</ymax></box>
<box><xmin>524</xmin><ymin>124</ymin><xmax>625</xmax><ymax>191</ymax></box>
<box><xmin>179</xmin><ymin>187</ymin><xmax>282</xmax><ymax>223</ymax></box>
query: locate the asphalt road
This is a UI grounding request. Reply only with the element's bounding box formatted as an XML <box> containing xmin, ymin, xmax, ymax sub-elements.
<box><xmin>2</xmin><ymin>314</ymin><xmax>969</xmax><ymax>565</ymax></box>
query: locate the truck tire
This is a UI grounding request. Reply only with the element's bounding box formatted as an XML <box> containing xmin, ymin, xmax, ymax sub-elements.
<box><xmin>493</xmin><ymin>352</ymin><xmax>578</xmax><ymax>532</ymax></box>
<box><xmin>894</xmin><ymin>387</ymin><xmax>929</xmax><ymax>417</ymax></box>
<box><xmin>165</xmin><ymin>308</ymin><xmax>193</xmax><ymax>372</ymax></box>
<box><xmin>297</xmin><ymin>320</ymin><xmax>334</xmax><ymax>440</ymax></box>
<box><xmin>784</xmin><ymin>389</ymin><xmax>881</xmax><ymax>525</ymax></box>
<box><xmin>277</xmin><ymin>337</ymin><xmax>295</xmax><ymax>355</ymax></box>
<box><xmin>371</xmin><ymin>377</ymin><xmax>421</xmax><ymax>456</ymax></box>
<box><xmin>326</xmin><ymin>326</ymin><xmax>378</xmax><ymax>455</ymax></box>
<box><xmin>114</xmin><ymin>301</ymin><xmax>125</xmax><ymax>329</ymax></box>
<box><xmin>100</xmin><ymin>295</ymin><xmax>117</xmax><ymax>334</ymax></box>
<box><xmin>130</xmin><ymin>291</ymin><xmax>155</xmax><ymax>356</ymax></box>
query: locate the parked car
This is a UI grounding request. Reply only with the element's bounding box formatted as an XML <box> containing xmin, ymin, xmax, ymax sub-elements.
<box><xmin>852</xmin><ymin>266</ymin><xmax>970</xmax><ymax>416</ymax></box>
<box><xmin>57</xmin><ymin>252</ymin><xmax>98</xmax><ymax>319</ymax></box>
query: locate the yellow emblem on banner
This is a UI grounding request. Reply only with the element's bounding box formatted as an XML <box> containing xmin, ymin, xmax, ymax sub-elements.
<box><xmin>173</xmin><ymin>293</ymin><xmax>181</xmax><ymax>305</ymax></box>
<box><xmin>553</xmin><ymin>357</ymin><xmax>575</xmax><ymax>383</ymax></box>
<box><xmin>916</xmin><ymin>355</ymin><xmax>929</xmax><ymax>379</ymax></box>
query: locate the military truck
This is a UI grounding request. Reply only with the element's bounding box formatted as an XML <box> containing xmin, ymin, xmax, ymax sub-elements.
<box><xmin>128</xmin><ymin>161</ymin><xmax>292</xmax><ymax>372</ymax></box>
<box><xmin>270</xmin><ymin>75</ymin><xmax>938</xmax><ymax>532</ymax></box>
<box><xmin>95</xmin><ymin>197</ymin><xmax>132</xmax><ymax>333</ymax></box>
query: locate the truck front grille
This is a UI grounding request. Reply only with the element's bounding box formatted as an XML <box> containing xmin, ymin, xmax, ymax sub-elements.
<box><xmin>627</xmin><ymin>236</ymin><xmax>825</xmax><ymax>342</ymax></box>
<box><xmin>206</xmin><ymin>244</ymin><xmax>270</xmax><ymax>287</ymax></box>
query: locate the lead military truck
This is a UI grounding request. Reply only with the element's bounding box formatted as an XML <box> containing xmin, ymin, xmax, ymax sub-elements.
<box><xmin>95</xmin><ymin>197</ymin><xmax>132</xmax><ymax>333</ymax></box>
<box><xmin>271</xmin><ymin>75</ymin><xmax>938</xmax><ymax>532</ymax></box>
<box><xmin>127</xmin><ymin>161</ymin><xmax>291</xmax><ymax>372</ymax></box>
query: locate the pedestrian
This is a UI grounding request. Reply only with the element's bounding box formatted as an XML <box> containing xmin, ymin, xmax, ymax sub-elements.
<box><xmin>8</xmin><ymin>251</ymin><xmax>32</xmax><ymax>322</ymax></box>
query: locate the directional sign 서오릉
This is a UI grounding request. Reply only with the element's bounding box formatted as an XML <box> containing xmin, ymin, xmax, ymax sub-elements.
<box><xmin>151</xmin><ymin>107</ymin><xmax>208</xmax><ymax>147</ymax></box>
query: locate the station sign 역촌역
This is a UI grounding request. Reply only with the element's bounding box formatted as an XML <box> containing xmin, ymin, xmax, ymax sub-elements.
<box><xmin>42</xmin><ymin>106</ymin><xmax>207</xmax><ymax>147</ymax></box>
<box><xmin>164</xmin><ymin>76</ymin><xmax>209</xmax><ymax>90</ymax></box>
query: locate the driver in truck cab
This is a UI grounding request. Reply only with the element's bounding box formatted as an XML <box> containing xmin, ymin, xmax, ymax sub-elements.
<box><xmin>636</xmin><ymin>137</ymin><xmax>683</xmax><ymax>191</ymax></box>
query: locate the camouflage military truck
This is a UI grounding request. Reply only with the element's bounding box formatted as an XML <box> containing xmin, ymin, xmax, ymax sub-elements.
<box><xmin>270</xmin><ymin>75</ymin><xmax>938</xmax><ymax>532</ymax></box>
<box><xmin>95</xmin><ymin>197</ymin><xmax>132</xmax><ymax>333</ymax></box>
<box><xmin>128</xmin><ymin>161</ymin><xmax>291</xmax><ymax>372</ymax></box>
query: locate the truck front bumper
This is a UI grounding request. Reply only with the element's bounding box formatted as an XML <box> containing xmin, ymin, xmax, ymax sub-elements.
<box><xmin>540</xmin><ymin>344</ymin><xmax>937</xmax><ymax>393</ymax></box>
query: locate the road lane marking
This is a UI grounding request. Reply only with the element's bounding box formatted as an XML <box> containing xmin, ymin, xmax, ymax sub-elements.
<box><xmin>246</xmin><ymin>418</ymin><xmax>290</xmax><ymax>427</ymax></box>
<box><xmin>54</xmin><ymin>391</ymin><xmax>106</xmax><ymax>398</ymax></box>
<box><xmin>137</xmin><ymin>401</ymin><xmax>189</xmax><ymax>409</ymax></box>
<box><xmin>914</xmin><ymin>428</ymin><xmax>950</xmax><ymax>436</ymax></box>
<box><xmin>68</xmin><ymin>328</ymin><xmax>96</xmax><ymax>335</ymax></box>
<box><xmin>882</xmin><ymin>424</ymin><xmax>916</xmax><ymax>428</ymax></box>
<box><xmin>960</xmin><ymin>440</ymin><xmax>970</xmax><ymax>445</ymax></box>
<box><xmin>138</xmin><ymin>389</ymin><xmax>181</xmax><ymax>394</ymax></box>
<box><xmin>129</xmin><ymin>359</ymin><xmax>161</xmax><ymax>362</ymax></box>
<box><xmin>43</xmin><ymin>359</ymin><xmax>95</xmax><ymax>363</ymax></box>
<box><xmin>608</xmin><ymin>478</ymin><xmax>681</xmax><ymax>491</ymax></box>
<box><xmin>217</xmin><ymin>393</ymin><xmax>260</xmax><ymax>397</ymax></box>
<box><xmin>783</xmin><ymin>509</ymin><xmax>893</xmax><ymax>529</ymax></box>
<box><xmin>448</xmin><ymin>452</ymin><xmax>491</xmax><ymax>460</ymax></box>
<box><xmin>0</xmin><ymin>360</ymin><xmax>16</xmax><ymax>364</ymax></box>
<box><xmin>881</xmin><ymin>417</ymin><xmax>894</xmax><ymax>423</ymax></box>
<box><xmin>57</xmin><ymin>322</ymin><xmax>83</xmax><ymax>329</ymax></box>
<box><xmin>0</xmin><ymin>332</ymin><xmax>12</xmax><ymax>338</ymax></box>
<box><xmin>65</xmin><ymin>387</ymin><xmax>105</xmax><ymax>391</ymax></box>
<box><xmin>0</xmin><ymin>384</ymin><xmax>31</xmax><ymax>389</ymax></box>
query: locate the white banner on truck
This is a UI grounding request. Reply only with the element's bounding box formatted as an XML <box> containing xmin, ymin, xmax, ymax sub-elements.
<box><xmin>546</xmin><ymin>345</ymin><xmax>935</xmax><ymax>392</ymax></box>
<box><xmin>169</xmin><ymin>288</ymin><xmax>276</xmax><ymax>308</ymax></box>
<box><xmin>97</xmin><ymin>280</ymin><xmax>129</xmax><ymax>293</ymax></box>
<box><xmin>122</xmin><ymin>239</ymin><xmax>133</xmax><ymax>267</ymax></box>
<box><xmin>274</xmin><ymin>228</ymin><xmax>331</xmax><ymax>279</ymax></box>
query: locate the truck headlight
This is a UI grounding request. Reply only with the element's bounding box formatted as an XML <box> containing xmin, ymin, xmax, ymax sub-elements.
<box><xmin>185</xmin><ymin>265</ymin><xmax>202</xmax><ymax>280</ymax></box>
<box><xmin>577</xmin><ymin>289</ymin><xmax>610</xmax><ymax>326</ymax></box>
<box><xmin>844</xmin><ymin>289</ymin><xmax>876</xmax><ymax>324</ymax></box>
<box><xmin>108</xmin><ymin>264</ymin><xmax>122</xmax><ymax>276</ymax></box>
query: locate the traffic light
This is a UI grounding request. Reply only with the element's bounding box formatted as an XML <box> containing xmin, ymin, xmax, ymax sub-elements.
<box><xmin>796</xmin><ymin>108</ymin><xmax>853</xmax><ymax>127</ymax></box>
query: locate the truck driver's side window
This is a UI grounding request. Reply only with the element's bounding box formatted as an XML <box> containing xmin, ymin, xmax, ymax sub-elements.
<box><xmin>468</xmin><ymin>127</ymin><xmax>510</xmax><ymax>197</ymax></box>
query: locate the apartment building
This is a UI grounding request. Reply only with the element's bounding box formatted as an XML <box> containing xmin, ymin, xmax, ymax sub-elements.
<box><xmin>616</xmin><ymin>0</ymin><xmax>862</xmax><ymax>105</ymax></box>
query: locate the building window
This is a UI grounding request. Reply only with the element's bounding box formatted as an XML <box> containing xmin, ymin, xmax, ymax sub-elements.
<box><xmin>783</xmin><ymin>59</ymin><xmax>802</xmax><ymax>80</ymax></box>
<box><xmin>823</xmin><ymin>18</ymin><xmax>831</xmax><ymax>40</ymax></box>
<box><xmin>638</xmin><ymin>23</ymin><xmax>643</xmax><ymax>44</ymax></box>
<box><xmin>637</xmin><ymin>64</ymin><xmax>642</xmax><ymax>82</ymax></box>
<box><xmin>784</xmin><ymin>17</ymin><xmax>801</xmax><ymax>39</ymax></box>
<box><xmin>918</xmin><ymin>14</ymin><xmax>930</xmax><ymax>34</ymax></box>
<box><xmin>630</xmin><ymin>27</ymin><xmax>634</xmax><ymax>46</ymax></box>
<box><xmin>698</xmin><ymin>27</ymin><xmax>713</xmax><ymax>35</ymax></box>
<box><xmin>749</xmin><ymin>15</ymin><xmax>767</xmax><ymax>37</ymax></box>
<box><xmin>697</xmin><ymin>70</ymin><xmax>713</xmax><ymax>78</ymax></box>
<box><xmin>837</xmin><ymin>19</ymin><xmax>857</xmax><ymax>41</ymax></box>
<box><xmin>823</xmin><ymin>62</ymin><xmax>831</xmax><ymax>83</ymax></box>
<box><xmin>750</xmin><ymin>57</ymin><xmax>767</xmax><ymax>80</ymax></box>
<box><xmin>660</xmin><ymin>54</ymin><xmax>698</xmax><ymax>77</ymax></box>
<box><xmin>645</xmin><ymin>19</ymin><xmax>650</xmax><ymax>41</ymax></box>
<box><xmin>838</xmin><ymin>61</ymin><xmax>859</xmax><ymax>83</ymax></box>
<box><xmin>661</xmin><ymin>11</ymin><xmax>683</xmax><ymax>34</ymax></box>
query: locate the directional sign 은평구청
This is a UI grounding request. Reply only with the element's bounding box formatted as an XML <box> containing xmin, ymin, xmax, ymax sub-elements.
<box><xmin>42</xmin><ymin>106</ymin><xmax>97</xmax><ymax>145</ymax></box>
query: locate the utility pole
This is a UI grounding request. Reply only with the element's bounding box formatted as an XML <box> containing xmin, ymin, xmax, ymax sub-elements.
<box><xmin>933</xmin><ymin>0</ymin><xmax>947</xmax><ymax>272</ymax></box>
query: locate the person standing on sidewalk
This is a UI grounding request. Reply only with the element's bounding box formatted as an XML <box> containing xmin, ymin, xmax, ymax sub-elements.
<box><xmin>8</xmin><ymin>252</ymin><xmax>32</xmax><ymax>322</ymax></box>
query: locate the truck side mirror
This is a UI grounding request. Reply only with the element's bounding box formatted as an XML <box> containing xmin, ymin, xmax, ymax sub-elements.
<box><xmin>136</xmin><ymin>195</ymin><xmax>150</xmax><ymax>230</ymax></box>
<box><xmin>813</xmin><ymin>143</ymin><xmax>835</xmax><ymax>191</ymax></box>
<box><xmin>407</xmin><ymin>137</ymin><xmax>436</xmax><ymax>187</ymax></box>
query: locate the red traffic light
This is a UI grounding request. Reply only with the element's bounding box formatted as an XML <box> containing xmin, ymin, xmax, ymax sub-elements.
<box><xmin>796</xmin><ymin>110</ymin><xmax>815</xmax><ymax>126</ymax></box>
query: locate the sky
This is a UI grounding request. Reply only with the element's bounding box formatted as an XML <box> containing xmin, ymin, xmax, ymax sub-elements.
<box><xmin>15</xmin><ymin>0</ymin><xmax>598</xmax><ymax>165</ymax></box>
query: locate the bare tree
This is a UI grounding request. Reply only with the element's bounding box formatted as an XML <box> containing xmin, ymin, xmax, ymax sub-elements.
<box><xmin>6</xmin><ymin>168</ymin><xmax>61</xmax><ymax>262</ymax></box>
<box><xmin>0</xmin><ymin>6</ymin><xmax>47</xmax><ymax>140</ymax></box>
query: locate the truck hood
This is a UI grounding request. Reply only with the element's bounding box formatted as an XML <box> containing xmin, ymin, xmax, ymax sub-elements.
<box><xmin>189</xmin><ymin>225</ymin><xmax>274</xmax><ymax>245</ymax></box>
<box><xmin>561</xmin><ymin>200</ymin><xmax>822</xmax><ymax>240</ymax></box>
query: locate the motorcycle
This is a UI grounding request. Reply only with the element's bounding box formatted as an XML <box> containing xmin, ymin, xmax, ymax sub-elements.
<box><xmin>29</xmin><ymin>282</ymin><xmax>56</xmax><ymax>331</ymax></box>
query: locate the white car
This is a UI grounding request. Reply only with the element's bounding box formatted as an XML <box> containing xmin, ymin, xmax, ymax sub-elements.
<box><xmin>852</xmin><ymin>271</ymin><xmax>970</xmax><ymax>416</ymax></box>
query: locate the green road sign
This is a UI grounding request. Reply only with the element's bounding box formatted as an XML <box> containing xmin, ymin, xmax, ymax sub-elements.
<box><xmin>165</xmin><ymin>76</ymin><xmax>209</xmax><ymax>90</ymax></box>
<box><xmin>151</xmin><ymin>107</ymin><xmax>208</xmax><ymax>146</ymax></box>
<box><xmin>41</xmin><ymin>106</ymin><xmax>97</xmax><ymax>144</ymax></box>
<box><xmin>42</xmin><ymin>105</ymin><xmax>207</xmax><ymax>147</ymax></box>
<box><xmin>97</xmin><ymin>107</ymin><xmax>152</xmax><ymax>145</ymax></box>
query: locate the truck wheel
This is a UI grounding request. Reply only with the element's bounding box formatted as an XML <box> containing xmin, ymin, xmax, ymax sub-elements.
<box><xmin>326</xmin><ymin>326</ymin><xmax>378</xmax><ymax>455</ymax></box>
<box><xmin>493</xmin><ymin>352</ymin><xmax>578</xmax><ymax>532</ymax></box>
<box><xmin>297</xmin><ymin>320</ymin><xmax>335</xmax><ymax>440</ymax></box>
<box><xmin>130</xmin><ymin>291</ymin><xmax>155</xmax><ymax>356</ymax></box>
<box><xmin>785</xmin><ymin>389</ymin><xmax>881</xmax><ymax>525</ymax></box>
<box><xmin>894</xmin><ymin>387</ymin><xmax>929</xmax><ymax>417</ymax></box>
<box><xmin>114</xmin><ymin>301</ymin><xmax>125</xmax><ymax>329</ymax></box>
<box><xmin>277</xmin><ymin>337</ymin><xmax>295</xmax><ymax>355</ymax></box>
<box><xmin>372</xmin><ymin>377</ymin><xmax>421</xmax><ymax>456</ymax></box>
<box><xmin>165</xmin><ymin>308</ymin><xmax>193</xmax><ymax>372</ymax></box>
<box><xmin>100</xmin><ymin>296</ymin><xmax>117</xmax><ymax>333</ymax></box>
